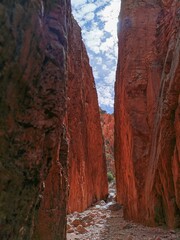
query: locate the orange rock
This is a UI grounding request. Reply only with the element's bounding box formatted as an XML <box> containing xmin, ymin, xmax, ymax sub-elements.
<box><xmin>0</xmin><ymin>1</ymin><xmax>108</xmax><ymax>240</ymax></box>
<box><xmin>115</xmin><ymin>0</ymin><xmax>180</xmax><ymax>228</ymax></box>
<box><xmin>67</xmin><ymin>19</ymin><xmax>108</xmax><ymax>213</ymax></box>
<box><xmin>100</xmin><ymin>109</ymin><xmax>115</xmax><ymax>175</ymax></box>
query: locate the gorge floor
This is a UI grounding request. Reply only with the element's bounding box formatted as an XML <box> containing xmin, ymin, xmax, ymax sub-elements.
<box><xmin>67</xmin><ymin>185</ymin><xmax>180</xmax><ymax>240</ymax></box>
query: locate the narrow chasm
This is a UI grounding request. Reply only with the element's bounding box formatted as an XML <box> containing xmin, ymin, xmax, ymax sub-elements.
<box><xmin>66</xmin><ymin>106</ymin><xmax>180</xmax><ymax>239</ymax></box>
<box><xmin>67</xmin><ymin>0</ymin><xmax>180</xmax><ymax>239</ymax></box>
<box><xmin>1</xmin><ymin>0</ymin><xmax>180</xmax><ymax>240</ymax></box>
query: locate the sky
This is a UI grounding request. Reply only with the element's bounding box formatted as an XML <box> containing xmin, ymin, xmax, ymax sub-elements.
<box><xmin>71</xmin><ymin>0</ymin><xmax>121</xmax><ymax>113</ymax></box>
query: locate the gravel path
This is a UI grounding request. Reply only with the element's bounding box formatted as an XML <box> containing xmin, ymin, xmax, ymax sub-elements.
<box><xmin>67</xmin><ymin>187</ymin><xmax>180</xmax><ymax>240</ymax></box>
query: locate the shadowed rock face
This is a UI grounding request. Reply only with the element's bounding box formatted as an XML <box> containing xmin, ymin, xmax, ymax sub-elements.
<box><xmin>67</xmin><ymin>19</ymin><xmax>108</xmax><ymax>213</ymax></box>
<box><xmin>0</xmin><ymin>1</ymin><xmax>66</xmax><ymax>239</ymax></box>
<box><xmin>0</xmin><ymin>1</ymin><xmax>108</xmax><ymax>239</ymax></box>
<box><xmin>115</xmin><ymin>0</ymin><xmax>180</xmax><ymax>228</ymax></box>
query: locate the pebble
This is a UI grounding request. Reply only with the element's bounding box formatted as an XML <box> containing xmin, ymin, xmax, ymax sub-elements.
<box><xmin>108</xmin><ymin>202</ymin><xmax>122</xmax><ymax>211</ymax></box>
<box><xmin>123</xmin><ymin>223</ymin><xmax>133</xmax><ymax>229</ymax></box>
<box><xmin>66</xmin><ymin>187</ymin><xmax>180</xmax><ymax>240</ymax></box>
<box><xmin>106</xmin><ymin>193</ymin><xmax>114</xmax><ymax>203</ymax></box>
<box><xmin>67</xmin><ymin>228</ymin><xmax>74</xmax><ymax>233</ymax></box>
<box><xmin>125</xmin><ymin>235</ymin><xmax>134</xmax><ymax>240</ymax></box>
<box><xmin>101</xmin><ymin>214</ymin><xmax>107</xmax><ymax>219</ymax></box>
<box><xmin>67</xmin><ymin>224</ymin><xmax>71</xmax><ymax>230</ymax></box>
<box><xmin>97</xmin><ymin>200</ymin><xmax>106</xmax><ymax>206</ymax></box>
<box><xmin>97</xmin><ymin>219</ymin><xmax>105</xmax><ymax>224</ymax></box>
<box><xmin>95</xmin><ymin>205</ymin><xmax>101</xmax><ymax>209</ymax></box>
<box><xmin>76</xmin><ymin>225</ymin><xmax>88</xmax><ymax>234</ymax></box>
<box><xmin>72</xmin><ymin>219</ymin><xmax>82</xmax><ymax>227</ymax></box>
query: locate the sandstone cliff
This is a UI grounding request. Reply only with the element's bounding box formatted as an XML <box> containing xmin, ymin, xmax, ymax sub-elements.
<box><xmin>0</xmin><ymin>1</ymin><xmax>108</xmax><ymax>239</ymax></box>
<box><xmin>67</xmin><ymin>19</ymin><xmax>108</xmax><ymax>213</ymax></box>
<box><xmin>100</xmin><ymin>109</ymin><xmax>115</xmax><ymax>175</ymax></box>
<box><xmin>0</xmin><ymin>1</ymin><xmax>70</xmax><ymax>239</ymax></box>
<box><xmin>115</xmin><ymin>0</ymin><xmax>180</xmax><ymax>228</ymax></box>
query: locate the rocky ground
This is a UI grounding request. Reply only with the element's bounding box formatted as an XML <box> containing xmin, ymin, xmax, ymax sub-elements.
<box><xmin>67</xmin><ymin>184</ymin><xmax>180</xmax><ymax>240</ymax></box>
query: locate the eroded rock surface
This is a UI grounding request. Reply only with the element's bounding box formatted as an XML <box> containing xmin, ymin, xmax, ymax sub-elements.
<box><xmin>0</xmin><ymin>1</ymin><xmax>71</xmax><ymax>239</ymax></box>
<box><xmin>115</xmin><ymin>0</ymin><xmax>180</xmax><ymax>228</ymax></box>
<box><xmin>0</xmin><ymin>0</ymin><xmax>107</xmax><ymax>239</ymax></box>
<box><xmin>67</xmin><ymin>18</ymin><xmax>108</xmax><ymax>213</ymax></box>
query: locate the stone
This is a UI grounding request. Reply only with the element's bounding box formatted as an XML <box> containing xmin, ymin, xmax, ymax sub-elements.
<box><xmin>101</xmin><ymin>214</ymin><xmax>107</xmax><ymax>219</ymax></box>
<box><xmin>67</xmin><ymin>228</ymin><xmax>74</xmax><ymax>234</ymax></box>
<box><xmin>153</xmin><ymin>237</ymin><xmax>162</xmax><ymax>240</ymax></box>
<box><xmin>97</xmin><ymin>219</ymin><xmax>105</xmax><ymax>224</ymax></box>
<box><xmin>72</xmin><ymin>219</ymin><xmax>82</xmax><ymax>227</ymax></box>
<box><xmin>123</xmin><ymin>224</ymin><xmax>133</xmax><ymax>229</ymax></box>
<box><xmin>115</xmin><ymin>0</ymin><xmax>180</xmax><ymax>228</ymax></box>
<box><xmin>107</xmin><ymin>203</ymin><xmax>122</xmax><ymax>211</ymax></box>
<box><xmin>67</xmin><ymin>224</ymin><xmax>72</xmax><ymax>231</ymax></box>
<box><xmin>100</xmin><ymin>200</ymin><xmax>106</xmax><ymax>206</ymax></box>
<box><xmin>125</xmin><ymin>235</ymin><xmax>134</xmax><ymax>240</ymax></box>
<box><xmin>76</xmin><ymin>225</ymin><xmax>88</xmax><ymax>234</ymax></box>
<box><xmin>106</xmin><ymin>193</ymin><xmax>115</xmax><ymax>203</ymax></box>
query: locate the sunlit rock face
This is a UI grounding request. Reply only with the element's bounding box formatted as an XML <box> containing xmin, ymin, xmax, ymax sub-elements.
<box><xmin>115</xmin><ymin>0</ymin><xmax>180</xmax><ymax>228</ymax></box>
<box><xmin>67</xmin><ymin>18</ymin><xmax>108</xmax><ymax>213</ymax></box>
<box><xmin>100</xmin><ymin>109</ymin><xmax>115</xmax><ymax>175</ymax></box>
<box><xmin>0</xmin><ymin>1</ymin><xmax>69</xmax><ymax>239</ymax></box>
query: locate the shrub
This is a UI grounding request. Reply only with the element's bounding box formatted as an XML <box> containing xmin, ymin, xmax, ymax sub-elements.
<box><xmin>107</xmin><ymin>171</ymin><xmax>114</xmax><ymax>183</ymax></box>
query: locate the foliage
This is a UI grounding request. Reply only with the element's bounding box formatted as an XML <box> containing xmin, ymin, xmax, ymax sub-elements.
<box><xmin>107</xmin><ymin>171</ymin><xmax>114</xmax><ymax>183</ymax></box>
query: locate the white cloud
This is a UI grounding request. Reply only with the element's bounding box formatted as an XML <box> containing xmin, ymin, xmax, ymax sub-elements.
<box><xmin>96</xmin><ymin>57</ymin><xmax>103</xmax><ymax>65</ymax></box>
<box><xmin>82</xmin><ymin>28</ymin><xmax>103</xmax><ymax>52</ymax></box>
<box><xmin>78</xmin><ymin>3</ymin><xmax>97</xmax><ymax>16</ymax></box>
<box><xmin>71</xmin><ymin>0</ymin><xmax>85</xmax><ymax>7</ymax></box>
<box><xmin>97</xmin><ymin>85</ymin><xmax>114</xmax><ymax>108</ymax></box>
<box><xmin>104</xmin><ymin>71</ymin><xmax>116</xmax><ymax>84</ymax></box>
<box><xmin>71</xmin><ymin>0</ymin><xmax>121</xmax><ymax>112</ymax></box>
<box><xmin>92</xmin><ymin>69</ymin><xmax>99</xmax><ymax>79</ymax></box>
<box><xmin>99</xmin><ymin>36</ymin><xmax>115</xmax><ymax>53</ymax></box>
<box><xmin>102</xmin><ymin>64</ymin><xmax>108</xmax><ymax>71</ymax></box>
<box><xmin>97</xmin><ymin>1</ymin><xmax>120</xmax><ymax>37</ymax></box>
<box><xmin>85</xmin><ymin>12</ymin><xmax>95</xmax><ymax>21</ymax></box>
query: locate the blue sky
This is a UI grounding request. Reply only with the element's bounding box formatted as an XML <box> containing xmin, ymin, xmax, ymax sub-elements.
<box><xmin>71</xmin><ymin>0</ymin><xmax>121</xmax><ymax>113</ymax></box>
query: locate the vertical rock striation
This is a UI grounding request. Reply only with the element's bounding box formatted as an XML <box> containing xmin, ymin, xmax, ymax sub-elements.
<box><xmin>115</xmin><ymin>0</ymin><xmax>180</xmax><ymax>228</ymax></box>
<box><xmin>67</xmin><ymin>18</ymin><xmax>108</xmax><ymax>213</ymax></box>
<box><xmin>0</xmin><ymin>1</ymin><xmax>108</xmax><ymax>239</ymax></box>
<box><xmin>0</xmin><ymin>1</ymin><xmax>69</xmax><ymax>239</ymax></box>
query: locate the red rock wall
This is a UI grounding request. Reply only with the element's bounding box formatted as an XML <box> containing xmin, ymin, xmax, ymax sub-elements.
<box><xmin>0</xmin><ymin>1</ymin><xmax>108</xmax><ymax>238</ymax></box>
<box><xmin>0</xmin><ymin>1</ymin><xmax>70</xmax><ymax>239</ymax></box>
<box><xmin>115</xmin><ymin>0</ymin><xmax>180</xmax><ymax>228</ymax></box>
<box><xmin>67</xmin><ymin>19</ymin><xmax>108</xmax><ymax>213</ymax></box>
<box><xmin>100</xmin><ymin>109</ymin><xmax>115</xmax><ymax>175</ymax></box>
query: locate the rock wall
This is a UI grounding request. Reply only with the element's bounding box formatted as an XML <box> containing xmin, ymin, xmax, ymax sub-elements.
<box><xmin>67</xmin><ymin>18</ymin><xmax>108</xmax><ymax>213</ymax></box>
<box><xmin>0</xmin><ymin>1</ymin><xmax>108</xmax><ymax>239</ymax></box>
<box><xmin>100</xmin><ymin>109</ymin><xmax>115</xmax><ymax>175</ymax></box>
<box><xmin>115</xmin><ymin>0</ymin><xmax>180</xmax><ymax>228</ymax></box>
<box><xmin>0</xmin><ymin>1</ymin><xmax>68</xmax><ymax>239</ymax></box>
